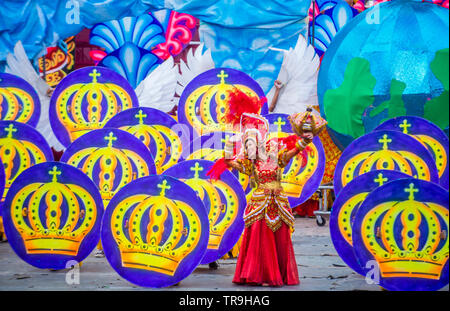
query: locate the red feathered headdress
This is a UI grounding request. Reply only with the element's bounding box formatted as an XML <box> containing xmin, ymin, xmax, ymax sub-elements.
<box><xmin>223</xmin><ymin>88</ymin><xmax>266</xmax><ymax>127</ymax></box>
<box><xmin>207</xmin><ymin>88</ymin><xmax>267</xmax><ymax>180</ymax></box>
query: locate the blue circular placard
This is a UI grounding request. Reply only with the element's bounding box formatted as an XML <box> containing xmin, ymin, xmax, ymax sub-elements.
<box><xmin>177</xmin><ymin>68</ymin><xmax>268</xmax><ymax>137</ymax></box>
<box><xmin>334</xmin><ymin>130</ymin><xmax>439</xmax><ymax>195</ymax></box>
<box><xmin>101</xmin><ymin>175</ymin><xmax>209</xmax><ymax>287</ymax></box>
<box><xmin>49</xmin><ymin>66</ymin><xmax>139</xmax><ymax>147</ymax></box>
<box><xmin>2</xmin><ymin>162</ymin><xmax>104</xmax><ymax>270</ymax></box>
<box><xmin>352</xmin><ymin>178</ymin><xmax>449</xmax><ymax>291</ymax></box>
<box><xmin>264</xmin><ymin>113</ymin><xmax>326</xmax><ymax>207</ymax></box>
<box><xmin>0</xmin><ymin>121</ymin><xmax>54</xmax><ymax>208</ymax></box>
<box><xmin>329</xmin><ymin>170</ymin><xmax>410</xmax><ymax>275</ymax></box>
<box><xmin>104</xmin><ymin>107</ymin><xmax>183</xmax><ymax>174</ymax></box>
<box><xmin>375</xmin><ymin>116</ymin><xmax>449</xmax><ymax>190</ymax></box>
<box><xmin>164</xmin><ymin>160</ymin><xmax>246</xmax><ymax>264</ymax></box>
<box><xmin>0</xmin><ymin>72</ymin><xmax>41</xmax><ymax>127</ymax></box>
<box><xmin>60</xmin><ymin>128</ymin><xmax>156</xmax><ymax>208</ymax></box>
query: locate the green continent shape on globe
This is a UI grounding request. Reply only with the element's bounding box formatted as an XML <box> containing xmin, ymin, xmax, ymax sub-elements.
<box><xmin>323</xmin><ymin>57</ymin><xmax>376</xmax><ymax>139</ymax></box>
<box><xmin>369</xmin><ymin>79</ymin><xmax>407</xmax><ymax>122</ymax></box>
<box><xmin>424</xmin><ymin>48</ymin><xmax>449</xmax><ymax>131</ymax></box>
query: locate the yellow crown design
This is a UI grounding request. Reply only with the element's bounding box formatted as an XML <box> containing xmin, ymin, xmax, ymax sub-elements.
<box><xmin>10</xmin><ymin>166</ymin><xmax>97</xmax><ymax>256</ymax></box>
<box><xmin>65</xmin><ymin>131</ymin><xmax>150</xmax><ymax>207</ymax></box>
<box><xmin>111</xmin><ymin>179</ymin><xmax>202</xmax><ymax>276</ymax></box>
<box><xmin>181</xmin><ymin>162</ymin><xmax>238</xmax><ymax>249</ymax></box>
<box><xmin>55</xmin><ymin>69</ymin><xmax>134</xmax><ymax>142</ymax></box>
<box><xmin>342</xmin><ymin>134</ymin><xmax>432</xmax><ymax>188</ymax></box>
<box><xmin>184</xmin><ymin>70</ymin><xmax>262</xmax><ymax>135</ymax></box>
<box><xmin>361</xmin><ymin>183</ymin><xmax>449</xmax><ymax>280</ymax></box>
<box><xmin>0</xmin><ymin>124</ymin><xmax>48</xmax><ymax>201</ymax></box>
<box><xmin>0</xmin><ymin>82</ymin><xmax>35</xmax><ymax>124</ymax></box>
<box><xmin>338</xmin><ymin>173</ymin><xmax>389</xmax><ymax>246</ymax></box>
<box><xmin>119</xmin><ymin>109</ymin><xmax>182</xmax><ymax>174</ymax></box>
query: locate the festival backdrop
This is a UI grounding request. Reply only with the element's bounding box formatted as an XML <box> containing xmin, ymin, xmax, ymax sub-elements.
<box><xmin>0</xmin><ymin>0</ymin><xmax>311</xmax><ymax>94</ymax></box>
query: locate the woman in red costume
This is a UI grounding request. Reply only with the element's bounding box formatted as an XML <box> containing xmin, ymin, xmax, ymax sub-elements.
<box><xmin>208</xmin><ymin>89</ymin><xmax>326</xmax><ymax>286</ymax></box>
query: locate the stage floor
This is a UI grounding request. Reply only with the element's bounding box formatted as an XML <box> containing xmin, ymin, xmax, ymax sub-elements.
<box><xmin>0</xmin><ymin>217</ymin><xmax>447</xmax><ymax>291</ymax></box>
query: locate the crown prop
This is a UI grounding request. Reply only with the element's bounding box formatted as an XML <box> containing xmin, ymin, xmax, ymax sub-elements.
<box><xmin>120</xmin><ymin>111</ymin><xmax>182</xmax><ymax>174</ymax></box>
<box><xmin>0</xmin><ymin>86</ymin><xmax>35</xmax><ymax>124</ymax></box>
<box><xmin>65</xmin><ymin>132</ymin><xmax>150</xmax><ymax>205</ymax></box>
<box><xmin>10</xmin><ymin>166</ymin><xmax>97</xmax><ymax>256</ymax></box>
<box><xmin>341</xmin><ymin>134</ymin><xmax>432</xmax><ymax>188</ymax></box>
<box><xmin>185</xmin><ymin>71</ymin><xmax>264</xmax><ymax>134</ymax></box>
<box><xmin>361</xmin><ymin>184</ymin><xmax>449</xmax><ymax>280</ymax></box>
<box><xmin>111</xmin><ymin>184</ymin><xmax>202</xmax><ymax>276</ymax></box>
<box><xmin>56</xmin><ymin>69</ymin><xmax>134</xmax><ymax>141</ymax></box>
<box><xmin>0</xmin><ymin>124</ymin><xmax>47</xmax><ymax>198</ymax></box>
<box><xmin>182</xmin><ymin>165</ymin><xmax>238</xmax><ymax>249</ymax></box>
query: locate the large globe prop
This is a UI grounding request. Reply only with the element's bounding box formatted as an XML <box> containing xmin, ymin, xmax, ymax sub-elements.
<box><xmin>318</xmin><ymin>0</ymin><xmax>449</xmax><ymax>150</ymax></box>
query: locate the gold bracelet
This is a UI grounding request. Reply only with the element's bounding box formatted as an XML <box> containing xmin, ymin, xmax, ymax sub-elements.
<box><xmin>296</xmin><ymin>139</ymin><xmax>307</xmax><ymax>150</ymax></box>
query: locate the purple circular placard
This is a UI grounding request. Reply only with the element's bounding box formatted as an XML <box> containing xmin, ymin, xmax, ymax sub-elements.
<box><xmin>2</xmin><ymin>162</ymin><xmax>104</xmax><ymax>270</ymax></box>
<box><xmin>334</xmin><ymin>130</ymin><xmax>440</xmax><ymax>196</ymax></box>
<box><xmin>177</xmin><ymin>67</ymin><xmax>268</xmax><ymax>137</ymax></box>
<box><xmin>329</xmin><ymin>170</ymin><xmax>410</xmax><ymax>276</ymax></box>
<box><xmin>0</xmin><ymin>160</ymin><xmax>5</xmax><ymax>208</ymax></box>
<box><xmin>375</xmin><ymin>116</ymin><xmax>449</xmax><ymax>190</ymax></box>
<box><xmin>0</xmin><ymin>72</ymin><xmax>41</xmax><ymax>127</ymax></box>
<box><xmin>49</xmin><ymin>66</ymin><xmax>139</xmax><ymax>147</ymax></box>
<box><xmin>101</xmin><ymin>174</ymin><xmax>209</xmax><ymax>288</ymax></box>
<box><xmin>352</xmin><ymin>178</ymin><xmax>449</xmax><ymax>291</ymax></box>
<box><xmin>263</xmin><ymin>113</ymin><xmax>326</xmax><ymax>207</ymax></box>
<box><xmin>104</xmin><ymin>107</ymin><xmax>183</xmax><ymax>174</ymax></box>
<box><xmin>60</xmin><ymin>128</ymin><xmax>156</xmax><ymax>208</ymax></box>
<box><xmin>0</xmin><ymin>121</ymin><xmax>54</xmax><ymax>209</ymax></box>
<box><xmin>164</xmin><ymin>159</ymin><xmax>246</xmax><ymax>264</ymax></box>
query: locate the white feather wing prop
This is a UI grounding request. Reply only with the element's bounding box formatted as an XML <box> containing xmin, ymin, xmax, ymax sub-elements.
<box><xmin>268</xmin><ymin>35</ymin><xmax>320</xmax><ymax>115</ymax></box>
<box><xmin>135</xmin><ymin>56</ymin><xmax>179</xmax><ymax>113</ymax></box>
<box><xmin>5</xmin><ymin>41</ymin><xmax>65</xmax><ymax>151</ymax></box>
<box><xmin>176</xmin><ymin>43</ymin><xmax>215</xmax><ymax>96</ymax></box>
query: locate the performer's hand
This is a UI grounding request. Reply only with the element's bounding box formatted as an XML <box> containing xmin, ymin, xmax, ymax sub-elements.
<box><xmin>302</xmin><ymin>132</ymin><xmax>314</xmax><ymax>144</ymax></box>
<box><xmin>274</xmin><ymin>80</ymin><xmax>284</xmax><ymax>90</ymax></box>
<box><xmin>46</xmin><ymin>87</ymin><xmax>54</xmax><ymax>98</ymax></box>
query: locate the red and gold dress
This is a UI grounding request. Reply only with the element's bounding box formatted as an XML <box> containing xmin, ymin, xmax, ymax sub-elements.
<box><xmin>229</xmin><ymin>148</ymin><xmax>300</xmax><ymax>286</ymax></box>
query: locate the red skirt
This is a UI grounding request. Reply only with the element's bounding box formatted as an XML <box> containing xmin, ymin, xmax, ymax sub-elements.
<box><xmin>232</xmin><ymin>219</ymin><xmax>299</xmax><ymax>286</ymax></box>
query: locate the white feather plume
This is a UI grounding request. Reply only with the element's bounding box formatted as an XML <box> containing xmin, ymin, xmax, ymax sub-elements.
<box><xmin>5</xmin><ymin>41</ymin><xmax>65</xmax><ymax>151</ymax></box>
<box><xmin>135</xmin><ymin>56</ymin><xmax>179</xmax><ymax>113</ymax></box>
<box><xmin>176</xmin><ymin>43</ymin><xmax>215</xmax><ymax>96</ymax></box>
<box><xmin>267</xmin><ymin>35</ymin><xmax>320</xmax><ymax>115</ymax></box>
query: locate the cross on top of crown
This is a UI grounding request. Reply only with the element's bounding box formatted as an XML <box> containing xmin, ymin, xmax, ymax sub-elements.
<box><xmin>135</xmin><ymin>109</ymin><xmax>147</xmax><ymax>125</ymax></box>
<box><xmin>374</xmin><ymin>173</ymin><xmax>388</xmax><ymax>186</ymax></box>
<box><xmin>378</xmin><ymin>134</ymin><xmax>392</xmax><ymax>150</ymax></box>
<box><xmin>49</xmin><ymin>166</ymin><xmax>61</xmax><ymax>182</ymax></box>
<box><xmin>399</xmin><ymin>119</ymin><xmax>411</xmax><ymax>134</ymax></box>
<box><xmin>104</xmin><ymin>132</ymin><xmax>117</xmax><ymax>147</ymax></box>
<box><xmin>89</xmin><ymin>69</ymin><xmax>101</xmax><ymax>83</ymax></box>
<box><xmin>5</xmin><ymin>124</ymin><xmax>17</xmax><ymax>138</ymax></box>
<box><xmin>217</xmin><ymin>70</ymin><xmax>228</xmax><ymax>85</ymax></box>
<box><xmin>157</xmin><ymin>179</ymin><xmax>171</xmax><ymax>197</ymax></box>
<box><xmin>274</xmin><ymin>117</ymin><xmax>286</xmax><ymax>133</ymax></box>
<box><xmin>404</xmin><ymin>183</ymin><xmax>419</xmax><ymax>200</ymax></box>
<box><xmin>190</xmin><ymin>162</ymin><xmax>204</xmax><ymax>179</ymax></box>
